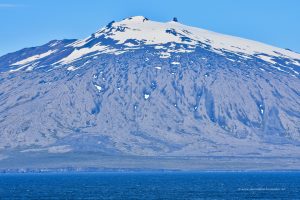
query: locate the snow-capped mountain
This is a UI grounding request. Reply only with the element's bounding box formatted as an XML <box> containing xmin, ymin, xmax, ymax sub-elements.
<box><xmin>0</xmin><ymin>16</ymin><xmax>300</xmax><ymax>170</ymax></box>
<box><xmin>4</xmin><ymin>16</ymin><xmax>300</xmax><ymax>73</ymax></box>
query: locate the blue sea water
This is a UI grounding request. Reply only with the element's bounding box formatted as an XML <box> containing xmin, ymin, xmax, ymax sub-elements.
<box><xmin>0</xmin><ymin>172</ymin><xmax>300</xmax><ymax>199</ymax></box>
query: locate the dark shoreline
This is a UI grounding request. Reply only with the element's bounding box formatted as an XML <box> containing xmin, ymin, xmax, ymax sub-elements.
<box><xmin>1</xmin><ymin>169</ymin><xmax>300</xmax><ymax>174</ymax></box>
<box><xmin>2</xmin><ymin>153</ymin><xmax>300</xmax><ymax>173</ymax></box>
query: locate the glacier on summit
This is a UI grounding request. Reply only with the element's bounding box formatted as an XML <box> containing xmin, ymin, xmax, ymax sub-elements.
<box><xmin>0</xmin><ymin>16</ymin><xmax>300</xmax><ymax>170</ymax></box>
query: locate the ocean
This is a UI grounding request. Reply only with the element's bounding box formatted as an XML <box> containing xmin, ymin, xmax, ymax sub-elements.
<box><xmin>0</xmin><ymin>172</ymin><xmax>299</xmax><ymax>199</ymax></box>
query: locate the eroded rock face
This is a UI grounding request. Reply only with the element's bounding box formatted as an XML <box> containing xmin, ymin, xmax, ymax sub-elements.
<box><xmin>0</xmin><ymin>16</ymin><xmax>300</xmax><ymax>160</ymax></box>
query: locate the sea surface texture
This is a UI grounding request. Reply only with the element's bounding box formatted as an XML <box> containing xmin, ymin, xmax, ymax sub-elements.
<box><xmin>0</xmin><ymin>172</ymin><xmax>299</xmax><ymax>199</ymax></box>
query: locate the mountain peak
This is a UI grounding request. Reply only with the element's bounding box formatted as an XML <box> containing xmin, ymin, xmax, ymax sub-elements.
<box><xmin>66</xmin><ymin>16</ymin><xmax>300</xmax><ymax>66</ymax></box>
<box><xmin>2</xmin><ymin>16</ymin><xmax>300</xmax><ymax>72</ymax></box>
<box><xmin>122</xmin><ymin>16</ymin><xmax>149</xmax><ymax>22</ymax></box>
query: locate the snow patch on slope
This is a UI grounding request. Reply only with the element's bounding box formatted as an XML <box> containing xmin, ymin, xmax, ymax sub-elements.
<box><xmin>67</xmin><ymin>66</ymin><xmax>78</xmax><ymax>71</ymax></box>
<box><xmin>59</xmin><ymin>45</ymin><xmax>108</xmax><ymax>64</ymax></box>
<box><xmin>12</xmin><ymin>50</ymin><xmax>56</xmax><ymax>65</ymax></box>
<box><xmin>94</xmin><ymin>84</ymin><xmax>102</xmax><ymax>92</ymax></box>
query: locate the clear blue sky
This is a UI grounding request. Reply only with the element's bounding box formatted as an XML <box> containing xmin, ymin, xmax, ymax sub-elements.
<box><xmin>0</xmin><ymin>0</ymin><xmax>299</xmax><ymax>56</ymax></box>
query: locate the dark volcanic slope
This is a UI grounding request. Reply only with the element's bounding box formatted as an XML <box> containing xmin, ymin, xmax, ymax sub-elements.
<box><xmin>0</xmin><ymin>16</ymin><xmax>300</xmax><ymax>168</ymax></box>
